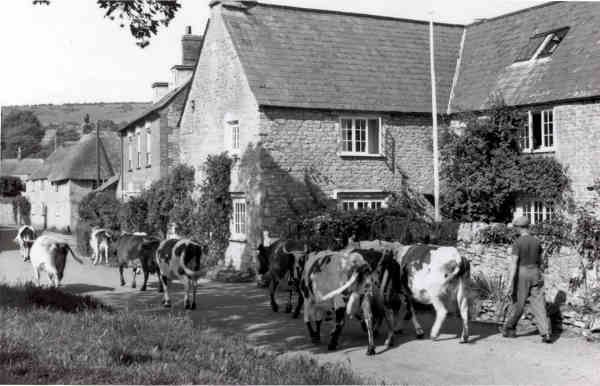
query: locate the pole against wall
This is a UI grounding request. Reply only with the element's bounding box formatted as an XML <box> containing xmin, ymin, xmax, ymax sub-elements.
<box><xmin>429</xmin><ymin>12</ymin><xmax>441</xmax><ymax>222</ymax></box>
<box><xmin>96</xmin><ymin>120</ymin><xmax>100</xmax><ymax>188</ymax></box>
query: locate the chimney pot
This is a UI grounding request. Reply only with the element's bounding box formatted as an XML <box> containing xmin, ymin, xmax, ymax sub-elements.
<box><xmin>151</xmin><ymin>82</ymin><xmax>169</xmax><ymax>102</ymax></box>
<box><xmin>17</xmin><ymin>147</ymin><xmax>22</xmax><ymax>160</ymax></box>
<box><xmin>186</xmin><ymin>25</ymin><xmax>192</xmax><ymax>35</ymax></box>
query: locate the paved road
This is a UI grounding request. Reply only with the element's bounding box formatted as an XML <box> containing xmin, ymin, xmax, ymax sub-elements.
<box><xmin>1</xmin><ymin>241</ymin><xmax>600</xmax><ymax>385</ymax></box>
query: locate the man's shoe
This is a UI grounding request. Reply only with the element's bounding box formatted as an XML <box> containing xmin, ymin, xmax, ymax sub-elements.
<box><xmin>542</xmin><ymin>334</ymin><xmax>553</xmax><ymax>343</ymax></box>
<box><xmin>499</xmin><ymin>326</ymin><xmax>517</xmax><ymax>338</ymax></box>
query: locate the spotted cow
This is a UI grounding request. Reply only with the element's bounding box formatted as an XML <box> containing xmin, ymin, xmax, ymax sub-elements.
<box><xmin>14</xmin><ymin>225</ymin><xmax>36</xmax><ymax>262</ymax></box>
<box><xmin>29</xmin><ymin>235</ymin><xmax>84</xmax><ymax>287</ymax></box>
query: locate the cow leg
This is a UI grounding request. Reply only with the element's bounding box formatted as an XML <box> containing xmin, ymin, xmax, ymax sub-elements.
<box><xmin>404</xmin><ymin>297</ymin><xmax>425</xmax><ymax>339</ymax></box>
<box><xmin>285</xmin><ymin>288</ymin><xmax>293</xmax><ymax>313</ymax></box>
<box><xmin>304</xmin><ymin>302</ymin><xmax>321</xmax><ymax>343</ymax></box>
<box><xmin>119</xmin><ymin>265</ymin><xmax>126</xmax><ymax>286</ymax></box>
<box><xmin>382</xmin><ymin>306</ymin><xmax>396</xmax><ymax>348</ymax></box>
<box><xmin>33</xmin><ymin>265</ymin><xmax>41</xmax><ymax>285</ymax></box>
<box><xmin>328</xmin><ymin>306</ymin><xmax>346</xmax><ymax>351</ymax></box>
<box><xmin>140</xmin><ymin>270</ymin><xmax>149</xmax><ymax>291</ymax></box>
<box><xmin>362</xmin><ymin>297</ymin><xmax>376</xmax><ymax>356</ymax></box>
<box><xmin>457</xmin><ymin>280</ymin><xmax>470</xmax><ymax>343</ymax></box>
<box><xmin>269</xmin><ymin>278</ymin><xmax>279</xmax><ymax>312</ymax></box>
<box><xmin>183</xmin><ymin>278</ymin><xmax>191</xmax><ymax>309</ymax></box>
<box><xmin>292</xmin><ymin>289</ymin><xmax>304</xmax><ymax>319</ymax></box>
<box><xmin>190</xmin><ymin>280</ymin><xmax>197</xmax><ymax>310</ymax></box>
<box><xmin>430</xmin><ymin>297</ymin><xmax>448</xmax><ymax>341</ymax></box>
<box><xmin>160</xmin><ymin>275</ymin><xmax>171</xmax><ymax>307</ymax></box>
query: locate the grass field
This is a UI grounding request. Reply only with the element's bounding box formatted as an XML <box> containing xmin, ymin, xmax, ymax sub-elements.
<box><xmin>0</xmin><ymin>283</ymin><xmax>370</xmax><ymax>384</ymax></box>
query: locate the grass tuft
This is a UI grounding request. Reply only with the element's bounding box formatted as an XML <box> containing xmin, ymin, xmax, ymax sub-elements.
<box><xmin>0</xmin><ymin>283</ymin><xmax>371</xmax><ymax>384</ymax></box>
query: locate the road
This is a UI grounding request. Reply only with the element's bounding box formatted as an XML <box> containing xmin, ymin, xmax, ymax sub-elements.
<box><xmin>1</xmin><ymin>241</ymin><xmax>600</xmax><ymax>385</ymax></box>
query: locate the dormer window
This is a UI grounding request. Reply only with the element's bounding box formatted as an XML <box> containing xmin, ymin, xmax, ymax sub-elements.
<box><xmin>514</xmin><ymin>27</ymin><xmax>569</xmax><ymax>63</ymax></box>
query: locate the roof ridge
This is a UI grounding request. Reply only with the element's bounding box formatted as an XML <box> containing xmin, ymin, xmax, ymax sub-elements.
<box><xmin>254</xmin><ymin>2</ymin><xmax>466</xmax><ymax>28</ymax></box>
<box><xmin>466</xmin><ymin>1</ymin><xmax>561</xmax><ymax>26</ymax></box>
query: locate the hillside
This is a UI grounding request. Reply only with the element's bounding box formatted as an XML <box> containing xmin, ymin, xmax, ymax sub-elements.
<box><xmin>2</xmin><ymin>102</ymin><xmax>151</xmax><ymax>127</ymax></box>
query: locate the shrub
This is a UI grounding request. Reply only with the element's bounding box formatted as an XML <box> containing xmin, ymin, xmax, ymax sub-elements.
<box><xmin>78</xmin><ymin>191</ymin><xmax>121</xmax><ymax>230</ymax></box>
<box><xmin>76</xmin><ymin>221</ymin><xmax>93</xmax><ymax>256</ymax></box>
<box><xmin>476</xmin><ymin>224</ymin><xmax>519</xmax><ymax>245</ymax></box>
<box><xmin>0</xmin><ymin>176</ymin><xmax>25</xmax><ymax>197</ymax></box>
<box><xmin>10</xmin><ymin>195</ymin><xmax>31</xmax><ymax>225</ymax></box>
<box><xmin>118</xmin><ymin>195</ymin><xmax>149</xmax><ymax>233</ymax></box>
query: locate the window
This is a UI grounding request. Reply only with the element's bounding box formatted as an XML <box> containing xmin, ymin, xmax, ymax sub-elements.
<box><xmin>127</xmin><ymin>135</ymin><xmax>133</xmax><ymax>171</ymax></box>
<box><xmin>136</xmin><ymin>132</ymin><xmax>141</xmax><ymax>169</ymax></box>
<box><xmin>340</xmin><ymin>117</ymin><xmax>382</xmax><ymax>155</ymax></box>
<box><xmin>226</xmin><ymin>119</ymin><xmax>240</xmax><ymax>155</ymax></box>
<box><xmin>521</xmin><ymin>110</ymin><xmax>554</xmax><ymax>152</ymax></box>
<box><xmin>341</xmin><ymin>199</ymin><xmax>383</xmax><ymax>211</ymax></box>
<box><xmin>514</xmin><ymin>27</ymin><xmax>569</xmax><ymax>62</ymax></box>
<box><xmin>232</xmin><ymin>124</ymin><xmax>240</xmax><ymax>151</ymax></box>
<box><xmin>145</xmin><ymin>126</ymin><xmax>152</xmax><ymax>167</ymax></box>
<box><xmin>521</xmin><ymin>200</ymin><xmax>554</xmax><ymax>225</ymax></box>
<box><xmin>231</xmin><ymin>198</ymin><xmax>246</xmax><ymax>237</ymax></box>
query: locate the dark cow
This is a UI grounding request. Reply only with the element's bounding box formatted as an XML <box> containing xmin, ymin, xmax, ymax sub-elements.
<box><xmin>256</xmin><ymin>239</ymin><xmax>309</xmax><ymax>318</ymax></box>
<box><xmin>114</xmin><ymin>233</ymin><xmax>161</xmax><ymax>292</ymax></box>
<box><xmin>156</xmin><ymin>238</ymin><xmax>206</xmax><ymax>309</ymax></box>
<box><xmin>388</xmin><ymin>244</ymin><xmax>471</xmax><ymax>343</ymax></box>
<box><xmin>301</xmin><ymin>249</ymin><xmax>374</xmax><ymax>352</ymax></box>
<box><xmin>14</xmin><ymin>225</ymin><xmax>36</xmax><ymax>262</ymax></box>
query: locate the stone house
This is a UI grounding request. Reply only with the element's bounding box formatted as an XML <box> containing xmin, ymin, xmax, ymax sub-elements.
<box><xmin>178</xmin><ymin>0</ymin><xmax>465</xmax><ymax>268</ymax></box>
<box><xmin>27</xmin><ymin>133</ymin><xmax>120</xmax><ymax>231</ymax></box>
<box><xmin>118</xmin><ymin>27</ymin><xmax>202</xmax><ymax>200</ymax></box>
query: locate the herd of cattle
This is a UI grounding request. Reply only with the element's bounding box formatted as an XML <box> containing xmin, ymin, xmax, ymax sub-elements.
<box><xmin>13</xmin><ymin>224</ymin><xmax>472</xmax><ymax>356</ymax></box>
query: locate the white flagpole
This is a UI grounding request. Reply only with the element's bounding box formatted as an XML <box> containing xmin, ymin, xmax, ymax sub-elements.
<box><xmin>429</xmin><ymin>12</ymin><xmax>441</xmax><ymax>222</ymax></box>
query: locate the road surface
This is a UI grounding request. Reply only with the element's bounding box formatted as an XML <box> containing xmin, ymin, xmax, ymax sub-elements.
<box><xmin>1</xmin><ymin>241</ymin><xmax>599</xmax><ymax>385</ymax></box>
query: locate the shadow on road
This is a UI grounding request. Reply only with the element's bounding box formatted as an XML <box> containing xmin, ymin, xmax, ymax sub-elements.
<box><xmin>62</xmin><ymin>283</ymin><xmax>115</xmax><ymax>295</ymax></box>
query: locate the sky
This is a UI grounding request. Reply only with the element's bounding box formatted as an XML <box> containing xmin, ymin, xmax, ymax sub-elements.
<box><xmin>0</xmin><ymin>0</ymin><xmax>546</xmax><ymax>106</ymax></box>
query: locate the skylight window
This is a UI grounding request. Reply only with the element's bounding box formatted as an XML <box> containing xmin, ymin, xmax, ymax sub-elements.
<box><xmin>514</xmin><ymin>27</ymin><xmax>569</xmax><ymax>63</ymax></box>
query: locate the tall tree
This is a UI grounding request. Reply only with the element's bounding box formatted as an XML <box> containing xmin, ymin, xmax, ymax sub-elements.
<box><xmin>33</xmin><ymin>0</ymin><xmax>181</xmax><ymax>48</ymax></box>
<box><xmin>1</xmin><ymin>110</ymin><xmax>45</xmax><ymax>158</ymax></box>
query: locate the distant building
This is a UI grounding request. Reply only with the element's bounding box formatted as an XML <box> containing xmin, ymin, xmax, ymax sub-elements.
<box><xmin>118</xmin><ymin>26</ymin><xmax>201</xmax><ymax>200</ymax></box>
<box><xmin>0</xmin><ymin>150</ymin><xmax>44</xmax><ymax>183</ymax></box>
<box><xmin>27</xmin><ymin>133</ymin><xmax>120</xmax><ymax>230</ymax></box>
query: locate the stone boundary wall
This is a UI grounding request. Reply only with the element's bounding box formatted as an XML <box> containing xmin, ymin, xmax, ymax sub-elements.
<box><xmin>0</xmin><ymin>202</ymin><xmax>16</xmax><ymax>226</ymax></box>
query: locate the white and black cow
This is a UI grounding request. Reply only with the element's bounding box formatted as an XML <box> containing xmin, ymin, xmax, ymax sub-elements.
<box><xmin>89</xmin><ymin>228</ymin><xmax>111</xmax><ymax>265</ymax></box>
<box><xmin>156</xmin><ymin>238</ymin><xmax>206</xmax><ymax>309</ymax></box>
<box><xmin>14</xmin><ymin>225</ymin><xmax>36</xmax><ymax>262</ymax></box>
<box><xmin>388</xmin><ymin>244</ymin><xmax>471</xmax><ymax>343</ymax></box>
<box><xmin>114</xmin><ymin>233</ymin><xmax>162</xmax><ymax>291</ymax></box>
<box><xmin>256</xmin><ymin>239</ymin><xmax>309</xmax><ymax>318</ymax></box>
<box><xmin>29</xmin><ymin>234</ymin><xmax>84</xmax><ymax>287</ymax></box>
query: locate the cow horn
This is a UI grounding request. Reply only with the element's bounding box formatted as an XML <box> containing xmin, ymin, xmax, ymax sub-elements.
<box><xmin>320</xmin><ymin>271</ymin><xmax>359</xmax><ymax>301</ymax></box>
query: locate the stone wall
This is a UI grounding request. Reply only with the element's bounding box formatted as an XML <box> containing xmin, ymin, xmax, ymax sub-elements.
<box><xmin>0</xmin><ymin>201</ymin><xmax>16</xmax><ymax>226</ymax></box>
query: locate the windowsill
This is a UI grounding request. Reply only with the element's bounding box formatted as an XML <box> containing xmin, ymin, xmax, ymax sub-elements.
<box><xmin>521</xmin><ymin>147</ymin><xmax>555</xmax><ymax>154</ymax></box>
<box><xmin>229</xmin><ymin>235</ymin><xmax>247</xmax><ymax>243</ymax></box>
<box><xmin>146</xmin><ymin>165</ymin><xmax>152</xmax><ymax>169</ymax></box>
<box><xmin>338</xmin><ymin>152</ymin><xmax>385</xmax><ymax>159</ymax></box>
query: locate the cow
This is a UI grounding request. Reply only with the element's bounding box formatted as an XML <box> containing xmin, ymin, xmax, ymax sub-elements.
<box><xmin>29</xmin><ymin>235</ymin><xmax>84</xmax><ymax>287</ymax></box>
<box><xmin>114</xmin><ymin>233</ymin><xmax>161</xmax><ymax>292</ymax></box>
<box><xmin>89</xmin><ymin>228</ymin><xmax>111</xmax><ymax>265</ymax></box>
<box><xmin>156</xmin><ymin>238</ymin><xmax>206</xmax><ymax>309</ymax></box>
<box><xmin>14</xmin><ymin>225</ymin><xmax>36</xmax><ymax>262</ymax></box>
<box><xmin>387</xmin><ymin>244</ymin><xmax>471</xmax><ymax>343</ymax></box>
<box><xmin>301</xmin><ymin>249</ymin><xmax>377</xmax><ymax>352</ymax></box>
<box><xmin>256</xmin><ymin>239</ymin><xmax>309</xmax><ymax>318</ymax></box>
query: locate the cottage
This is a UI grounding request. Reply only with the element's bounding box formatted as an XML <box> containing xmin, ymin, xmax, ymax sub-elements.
<box><xmin>118</xmin><ymin>27</ymin><xmax>202</xmax><ymax>200</ymax></box>
<box><xmin>178</xmin><ymin>0</ymin><xmax>465</xmax><ymax>268</ymax></box>
<box><xmin>0</xmin><ymin>153</ymin><xmax>43</xmax><ymax>183</ymax></box>
<box><xmin>27</xmin><ymin>133</ymin><xmax>120</xmax><ymax>231</ymax></box>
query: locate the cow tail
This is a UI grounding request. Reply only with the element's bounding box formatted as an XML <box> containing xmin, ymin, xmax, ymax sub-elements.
<box><xmin>66</xmin><ymin>244</ymin><xmax>84</xmax><ymax>264</ymax></box>
<box><xmin>179</xmin><ymin>242</ymin><xmax>202</xmax><ymax>277</ymax></box>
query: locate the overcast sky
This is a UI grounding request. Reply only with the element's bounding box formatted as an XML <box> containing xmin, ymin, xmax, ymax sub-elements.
<box><xmin>0</xmin><ymin>0</ymin><xmax>545</xmax><ymax>106</ymax></box>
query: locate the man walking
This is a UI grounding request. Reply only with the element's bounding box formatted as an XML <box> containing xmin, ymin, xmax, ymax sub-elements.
<box><xmin>499</xmin><ymin>215</ymin><xmax>552</xmax><ymax>343</ymax></box>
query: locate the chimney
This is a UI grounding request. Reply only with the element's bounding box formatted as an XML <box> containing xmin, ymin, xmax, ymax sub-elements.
<box><xmin>170</xmin><ymin>26</ymin><xmax>203</xmax><ymax>89</ymax></box>
<box><xmin>152</xmin><ymin>82</ymin><xmax>169</xmax><ymax>102</ymax></box>
<box><xmin>17</xmin><ymin>146</ymin><xmax>21</xmax><ymax>160</ymax></box>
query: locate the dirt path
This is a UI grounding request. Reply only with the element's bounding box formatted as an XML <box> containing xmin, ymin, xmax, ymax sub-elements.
<box><xmin>1</xmin><ymin>244</ymin><xmax>599</xmax><ymax>385</ymax></box>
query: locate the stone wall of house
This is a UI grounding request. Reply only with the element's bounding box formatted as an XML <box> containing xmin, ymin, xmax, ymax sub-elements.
<box><xmin>256</xmin><ymin>107</ymin><xmax>434</xmax><ymax>237</ymax></box>
<box><xmin>0</xmin><ymin>201</ymin><xmax>16</xmax><ymax>226</ymax></box>
<box><xmin>178</xmin><ymin>5</ymin><xmax>261</xmax><ymax>270</ymax></box>
<box><xmin>554</xmin><ymin>101</ymin><xmax>600</xmax><ymax>204</ymax></box>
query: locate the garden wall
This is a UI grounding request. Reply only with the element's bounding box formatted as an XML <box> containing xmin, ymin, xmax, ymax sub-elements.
<box><xmin>0</xmin><ymin>201</ymin><xmax>16</xmax><ymax>226</ymax></box>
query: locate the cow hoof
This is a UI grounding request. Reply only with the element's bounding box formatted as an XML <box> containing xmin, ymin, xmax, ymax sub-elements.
<box><xmin>132</xmin><ymin>283</ymin><xmax>136</xmax><ymax>289</ymax></box>
<box><xmin>292</xmin><ymin>311</ymin><xmax>300</xmax><ymax>319</ymax></box>
<box><xmin>184</xmin><ymin>303</ymin><xmax>190</xmax><ymax>310</ymax></box>
<box><xmin>120</xmin><ymin>281</ymin><xmax>125</xmax><ymax>287</ymax></box>
<box><xmin>140</xmin><ymin>286</ymin><xmax>146</xmax><ymax>292</ymax></box>
<box><xmin>385</xmin><ymin>337</ymin><xmax>395</xmax><ymax>348</ymax></box>
<box><xmin>271</xmin><ymin>303</ymin><xmax>279</xmax><ymax>312</ymax></box>
<box><xmin>431</xmin><ymin>336</ymin><xmax>439</xmax><ymax>342</ymax></box>
<box><xmin>416</xmin><ymin>329</ymin><xmax>425</xmax><ymax>339</ymax></box>
<box><xmin>311</xmin><ymin>335</ymin><xmax>321</xmax><ymax>344</ymax></box>
<box><xmin>284</xmin><ymin>304</ymin><xmax>292</xmax><ymax>313</ymax></box>
<box><xmin>366</xmin><ymin>346</ymin><xmax>376</xmax><ymax>356</ymax></box>
<box><xmin>459</xmin><ymin>337</ymin><xmax>469</xmax><ymax>344</ymax></box>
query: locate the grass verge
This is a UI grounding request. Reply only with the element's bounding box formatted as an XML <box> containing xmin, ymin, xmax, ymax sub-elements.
<box><xmin>0</xmin><ymin>283</ymin><xmax>370</xmax><ymax>384</ymax></box>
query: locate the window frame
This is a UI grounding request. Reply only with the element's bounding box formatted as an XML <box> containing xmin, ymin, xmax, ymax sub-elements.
<box><xmin>228</xmin><ymin>120</ymin><xmax>240</xmax><ymax>155</ymax></box>
<box><xmin>136</xmin><ymin>131</ymin><xmax>142</xmax><ymax>169</ymax></box>
<box><xmin>127</xmin><ymin>133</ymin><xmax>133</xmax><ymax>171</ymax></box>
<box><xmin>514</xmin><ymin>27</ymin><xmax>569</xmax><ymax>63</ymax></box>
<box><xmin>231</xmin><ymin>197</ymin><xmax>247</xmax><ymax>240</ymax></box>
<box><xmin>521</xmin><ymin>109</ymin><xmax>555</xmax><ymax>153</ymax></box>
<box><xmin>339</xmin><ymin>116</ymin><xmax>383</xmax><ymax>157</ymax></box>
<box><xmin>520</xmin><ymin>199</ymin><xmax>555</xmax><ymax>225</ymax></box>
<box><xmin>340</xmin><ymin>199</ymin><xmax>384</xmax><ymax>211</ymax></box>
<box><xmin>145</xmin><ymin>123</ymin><xmax>152</xmax><ymax>168</ymax></box>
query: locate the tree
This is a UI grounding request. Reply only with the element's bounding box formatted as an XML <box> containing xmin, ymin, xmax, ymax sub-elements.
<box><xmin>0</xmin><ymin>176</ymin><xmax>25</xmax><ymax>197</ymax></box>
<box><xmin>1</xmin><ymin>110</ymin><xmax>45</xmax><ymax>158</ymax></box>
<box><xmin>33</xmin><ymin>0</ymin><xmax>181</xmax><ymax>48</ymax></box>
<box><xmin>82</xmin><ymin>113</ymin><xmax>95</xmax><ymax>134</ymax></box>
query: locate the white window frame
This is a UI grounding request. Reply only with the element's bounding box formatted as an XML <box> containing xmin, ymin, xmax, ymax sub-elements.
<box><xmin>522</xmin><ymin>109</ymin><xmax>555</xmax><ymax>153</ymax></box>
<box><xmin>226</xmin><ymin>118</ymin><xmax>240</xmax><ymax>156</ymax></box>
<box><xmin>339</xmin><ymin>117</ymin><xmax>383</xmax><ymax>157</ymax></box>
<box><xmin>520</xmin><ymin>199</ymin><xmax>554</xmax><ymax>225</ymax></box>
<box><xmin>127</xmin><ymin>133</ymin><xmax>133</xmax><ymax>171</ymax></box>
<box><xmin>341</xmin><ymin>199</ymin><xmax>384</xmax><ymax>211</ymax></box>
<box><xmin>231</xmin><ymin>197</ymin><xmax>247</xmax><ymax>240</ymax></box>
<box><xmin>145</xmin><ymin>123</ymin><xmax>152</xmax><ymax>167</ymax></box>
<box><xmin>136</xmin><ymin>130</ymin><xmax>142</xmax><ymax>169</ymax></box>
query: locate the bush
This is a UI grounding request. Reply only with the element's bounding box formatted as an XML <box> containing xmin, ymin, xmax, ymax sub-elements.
<box><xmin>476</xmin><ymin>224</ymin><xmax>519</xmax><ymax>244</ymax></box>
<box><xmin>78</xmin><ymin>191</ymin><xmax>121</xmax><ymax>230</ymax></box>
<box><xmin>0</xmin><ymin>176</ymin><xmax>25</xmax><ymax>197</ymax></box>
<box><xmin>76</xmin><ymin>221</ymin><xmax>93</xmax><ymax>256</ymax></box>
<box><xmin>118</xmin><ymin>195</ymin><xmax>149</xmax><ymax>233</ymax></box>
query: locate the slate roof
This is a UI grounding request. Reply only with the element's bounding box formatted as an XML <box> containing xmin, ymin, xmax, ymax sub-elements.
<box><xmin>0</xmin><ymin>158</ymin><xmax>44</xmax><ymax>177</ymax></box>
<box><xmin>119</xmin><ymin>81</ymin><xmax>191</xmax><ymax>132</ymax></box>
<box><xmin>30</xmin><ymin>133</ymin><xmax>120</xmax><ymax>182</ymax></box>
<box><xmin>450</xmin><ymin>1</ymin><xmax>600</xmax><ymax>112</ymax></box>
<box><xmin>221</xmin><ymin>2</ymin><xmax>464</xmax><ymax>113</ymax></box>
